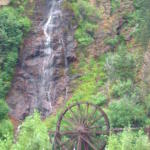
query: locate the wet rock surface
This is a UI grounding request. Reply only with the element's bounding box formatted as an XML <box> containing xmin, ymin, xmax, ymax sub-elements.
<box><xmin>7</xmin><ymin>0</ymin><xmax>76</xmax><ymax>120</ymax></box>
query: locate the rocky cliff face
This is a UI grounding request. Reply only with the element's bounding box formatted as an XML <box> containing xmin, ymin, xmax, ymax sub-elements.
<box><xmin>7</xmin><ymin>0</ymin><xmax>76</xmax><ymax>120</ymax></box>
<box><xmin>0</xmin><ymin>0</ymin><xmax>10</xmax><ymax>6</ymax></box>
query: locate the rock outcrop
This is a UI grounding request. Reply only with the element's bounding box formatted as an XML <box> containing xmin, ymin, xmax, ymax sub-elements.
<box><xmin>0</xmin><ymin>0</ymin><xmax>10</xmax><ymax>6</ymax></box>
<box><xmin>7</xmin><ymin>0</ymin><xmax>76</xmax><ymax>120</ymax></box>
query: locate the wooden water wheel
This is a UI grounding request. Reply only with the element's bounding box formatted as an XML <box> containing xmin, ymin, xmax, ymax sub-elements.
<box><xmin>54</xmin><ymin>102</ymin><xmax>110</xmax><ymax>150</ymax></box>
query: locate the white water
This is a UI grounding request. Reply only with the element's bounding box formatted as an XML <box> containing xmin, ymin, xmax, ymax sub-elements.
<box><xmin>38</xmin><ymin>0</ymin><xmax>63</xmax><ymax>114</ymax></box>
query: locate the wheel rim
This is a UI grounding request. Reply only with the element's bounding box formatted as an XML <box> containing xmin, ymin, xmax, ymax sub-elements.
<box><xmin>54</xmin><ymin>102</ymin><xmax>110</xmax><ymax>150</ymax></box>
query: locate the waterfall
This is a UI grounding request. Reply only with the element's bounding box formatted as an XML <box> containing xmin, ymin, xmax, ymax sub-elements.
<box><xmin>37</xmin><ymin>0</ymin><xmax>63</xmax><ymax>115</ymax></box>
<box><xmin>6</xmin><ymin>0</ymin><xmax>74</xmax><ymax>120</ymax></box>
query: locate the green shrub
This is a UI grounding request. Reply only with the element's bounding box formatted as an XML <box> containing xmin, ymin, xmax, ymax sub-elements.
<box><xmin>12</xmin><ymin>112</ymin><xmax>50</xmax><ymax>150</ymax></box>
<box><xmin>108</xmin><ymin>99</ymin><xmax>146</xmax><ymax>128</ymax></box>
<box><xmin>0</xmin><ymin>134</ymin><xmax>13</xmax><ymax>150</ymax></box>
<box><xmin>0</xmin><ymin>100</ymin><xmax>9</xmax><ymax>120</ymax></box>
<box><xmin>104</xmin><ymin>36</ymin><xmax>119</xmax><ymax>48</ymax></box>
<box><xmin>111</xmin><ymin>80</ymin><xmax>133</xmax><ymax>98</ymax></box>
<box><xmin>75</xmin><ymin>27</ymin><xmax>94</xmax><ymax>47</ymax></box>
<box><xmin>68</xmin><ymin>56</ymin><xmax>106</xmax><ymax>105</ymax></box>
<box><xmin>0</xmin><ymin>7</ymin><xmax>31</xmax><ymax>99</ymax></box>
<box><xmin>91</xmin><ymin>93</ymin><xmax>107</xmax><ymax>106</ymax></box>
<box><xmin>105</xmin><ymin>45</ymin><xmax>136</xmax><ymax>81</ymax></box>
<box><xmin>0</xmin><ymin>50</ymin><xmax>18</xmax><ymax>98</ymax></box>
<box><xmin>0</xmin><ymin>6</ymin><xmax>31</xmax><ymax>141</ymax></box>
<box><xmin>110</xmin><ymin>0</ymin><xmax>121</xmax><ymax>14</ymax></box>
<box><xmin>69</xmin><ymin>0</ymin><xmax>100</xmax><ymax>47</ymax></box>
<box><xmin>10</xmin><ymin>0</ymin><xmax>28</xmax><ymax>7</ymax></box>
<box><xmin>106</xmin><ymin>130</ymin><xmax>150</xmax><ymax>150</ymax></box>
<box><xmin>0</xmin><ymin>7</ymin><xmax>31</xmax><ymax>52</ymax></box>
<box><xmin>0</xmin><ymin>119</ymin><xmax>13</xmax><ymax>140</ymax></box>
<box><xmin>133</xmin><ymin>0</ymin><xmax>150</xmax><ymax>48</ymax></box>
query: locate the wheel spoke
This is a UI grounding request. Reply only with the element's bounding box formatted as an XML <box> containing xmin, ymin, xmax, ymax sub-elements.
<box><xmin>55</xmin><ymin>136</ymin><xmax>67</xmax><ymax>150</ymax></box>
<box><xmin>68</xmin><ymin>108</ymin><xmax>79</xmax><ymax>123</ymax></box>
<box><xmin>77</xmin><ymin>103</ymin><xmax>82</xmax><ymax>123</ymax></box>
<box><xmin>81</xmin><ymin>135</ymin><xmax>97</xmax><ymax>150</ymax></box>
<box><xmin>60</xmin><ymin>125</ymin><xmax>74</xmax><ymax>132</ymax></box>
<box><xmin>86</xmin><ymin>103</ymin><xmax>89</xmax><ymax>118</ymax></box>
<box><xmin>88</xmin><ymin>107</ymin><xmax>97</xmax><ymax>122</ymax></box>
<box><xmin>77</xmin><ymin>136</ymin><xmax>82</xmax><ymax>150</ymax></box>
<box><xmin>59</xmin><ymin>131</ymin><xmax>78</xmax><ymax>136</ymax></box>
<box><xmin>88</xmin><ymin>114</ymin><xmax>104</xmax><ymax>127</ymax></box>
<box><xmin>59</xmin><ymin>136</ymin><xmax>76</xmax><ymax>147</ymax></box>
<box><xmin>89</xmin><ymin>126</ymin><xmax>101</xmax><ymax>129</ymax></box>
<box><xmin>88</xmin><ymin>136</ymin><xmax>106</xmax><ymax>150</ymax></box>
<box><xmin>89</xmin><ymin>130</ymin><xmax>108</xmax><ymax>135</ymax></box>
<box><xmin>63</xmin><ymin>117</ymin><xmax>76</xmax><ymax>128</ymax></box>
<box><xmin>66</xmin><ymin>138</ymin><xmax>77</xmax><ymax>150</ymax></box>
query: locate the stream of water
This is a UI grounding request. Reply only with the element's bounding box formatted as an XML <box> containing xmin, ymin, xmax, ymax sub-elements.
<box><xmin>37</xmin><ymin>0</ymin><xmax>63</xmax><ymax>114</ymax></box>
<box><xmin>7</xmin><ymin>0</ymin><xmax>68</xmax><ymax>119</ymax></box>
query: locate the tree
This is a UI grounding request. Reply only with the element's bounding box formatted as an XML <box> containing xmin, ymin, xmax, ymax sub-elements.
<box><xmin>105</xmin><ymin>45</ymin><xmax>136</xmax><ymax>81</ymax></box>
<box><xmin>108</xmin><ymin>99</ymin><xmax>146</xmax><ymax>128</ymax></box>
<box><xmin>106</xmin><ymin>130</ymin><xmax>150</xmax><ymax>150</ymax></box>
<box><xmin>133</xmin><ymin>0</ymin><xmax>150</xmax><ymax>48</ymax></box>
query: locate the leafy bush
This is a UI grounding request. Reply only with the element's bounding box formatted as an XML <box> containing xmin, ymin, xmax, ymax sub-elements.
<box><xmin>0</xmin><ymin>119</ymin><xmax>13</xmax><ymax>140</ymax></box>
<box><xmin>0</xmin><ymin>100</ymin><xmax>9</xmax><ymax>120</ymax></box>
<box><xmin>105</xmin><ymin>45</ymin><xmax>136</xmax><ymax>81</ymax></box>
<box><xmin>110</xmin><ymin>0</ymin><xmax>121</xmax><ymax>14</ymax></box>
<box><xmin>91</xmin><ymin>93</ymin><xmax>107</xmax><ymax>106</ymax></box>
<box><xmin>111</xmin><ymin>80</ymin><xmax>133</xmax><ymax>98</ymax></box>
<box><xmin>68</xmin><ymin>56</ymin><xmax>106</xmax><ymax>105</ymax></box>
<box><xmin>69</xmin><ymin>0</ymin><xmax>100</xmax><ymax>47</ymax></box>
<box><xmin>10</xmin><ymin>0</ymin><xmax>28</xmax><ymax>7</ymax></box>
<box><xmin>0</xmin><ymin>50</ymin><xmax>18</xmax><ymax>99</ymax></box>
<box><xmin>108</xmin><ymin>99</ymin><xmax>147</xmax><ymax>128</ymax></box>
<box><xmin>133</xmin><ymin>0</ymin><xmax>150</xmax><ymax>48</ymax></box>
<box><xmin>0</xmin><ymin>134</ymin><xmax>13</xmax><ymax>150</ymax></box>
<box><xmin>106</xmin><ymin>130</ymin><xmax>150</xmax><ymax>150</ymax></box>
<box><xmin>0</xmin><ymin>6</ymin><xmax>31</xmax><ymax>141</ymax></box>
<box><xmin>12</xmin><ymin>112</ymin><xmax>50</xmax><ymax>150</ymax></box>
<box><xmin>104</xmin><ymin>36</ymin><xmax>119</xmax><ymax>48</ymax></box>
<box><xmin>0</xmin><ymin>7</ymin><xmax>31</xmax><ymax>99</ymax></box>
<box><xmin>0</xmin><ymin>7</ymin><xmax>31</xmax><ymax>52</ymax></box>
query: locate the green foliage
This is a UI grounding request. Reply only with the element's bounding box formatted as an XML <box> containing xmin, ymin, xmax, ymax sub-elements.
<box><xmin>110</xmin><ymin>0</ymin><xmax>121</xmax><ymax>14</ymax></box>
<box><xmin>0</xmin><ymin>5</ymin><xmax>31</xmax><ymax>141</ymax></box>
<box><xmin>0</xmin><ymin>119</ymin><xmax>13</xmax><ymax>150</ymax></box>
<box><xmin>0</xmin><ymin>7</ymin><xmax>31</xmax><ymax>99</ymax></box>
<box><xmin>104</xmin><ymin>35</ymin><xmax>125</xmax><ymax>49</ymax></box>
<box><xmin>68</xmin><ymin>0</ymin><xmax>100</xmax><ymax>47</ymax></box>
<box><xmin>0</xmin><ymin>134</ymin><xmax>13</xmax><ymax>150</ymax></box>
<box><xmin>105</xmin><ymin>45</ymin><xmax>136</xmax><ymax>81</ymax></box>
<box><xmin>106</xmin><ymin>130</ymin><xmax>150</xmax><ymax>150</ymax></box>
<box><xmin>10</xmin><ymin>0</ymin><xmax>28</xmax><ymax>7</ymax></box>
<box><xmin>91</xmin><ymin>93</ymin><xmax>107</xmax><ymax>106</ymax></box>
<box><xmin>108</xmin><ymin>99</ymin><xmax>147</xmax><ymax>128</ymax></box>
<box><xmin>12</xmin><ymin>112</ymin><xmax>50</xmax><ymax>150</ymax></box>
<box><xmin>75</xmin><ymin>26</ymin><xmax>94</xmax><ymax>47</ymax></box>
<box><xmin>111</xmin><ymin>80</ymin><xmax>133</xmax><ymax>98</ymax></box>
<box><xmin>133</xmin><ymin>0</ymin><xmax>150</xmax><ymax>48</ymax></box>
<box><xmin>0</xmin><ymin>7</ymin><xmax>31</xmax><ymax>52</ymax></box>
<box><xmin>0</xmin><ymin>50</ymin><xmax>18</xmax><ymax>98</ymax></box>
<box><xmin>0</xmin><ymin>120</ymin><xmax>13</xmax><ymax>140</ymax></box>
<box><xmin>0</xmin><ymin>100</ymin><xmax>9</xmax><ymax>120</ymax></box>
<box><xmin>104</xmin><ymin>36</ymin><xmax>119</xmax><ymax>48</ymax></box>
<box><xmin>68</xmin><ymin>55</ymin><xmax>107</xmax><ymax>105</ymax></box>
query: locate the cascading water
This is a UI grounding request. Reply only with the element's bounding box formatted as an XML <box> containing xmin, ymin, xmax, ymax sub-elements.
<box><xmin>37</xmin><ymin>0</ymin><xmax>64</xmax><ymax>115</ymax></box>
<box><xmin>7</xmin><ymin>0</ymin><xmax>75</xmax><ymax>120</ymax></box>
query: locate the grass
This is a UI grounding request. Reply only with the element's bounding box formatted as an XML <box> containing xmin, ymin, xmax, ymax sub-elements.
<box><xmin>45</xmin><ymin>53</ymin><xmax>108</xmax><ymax>130</ymax></box>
